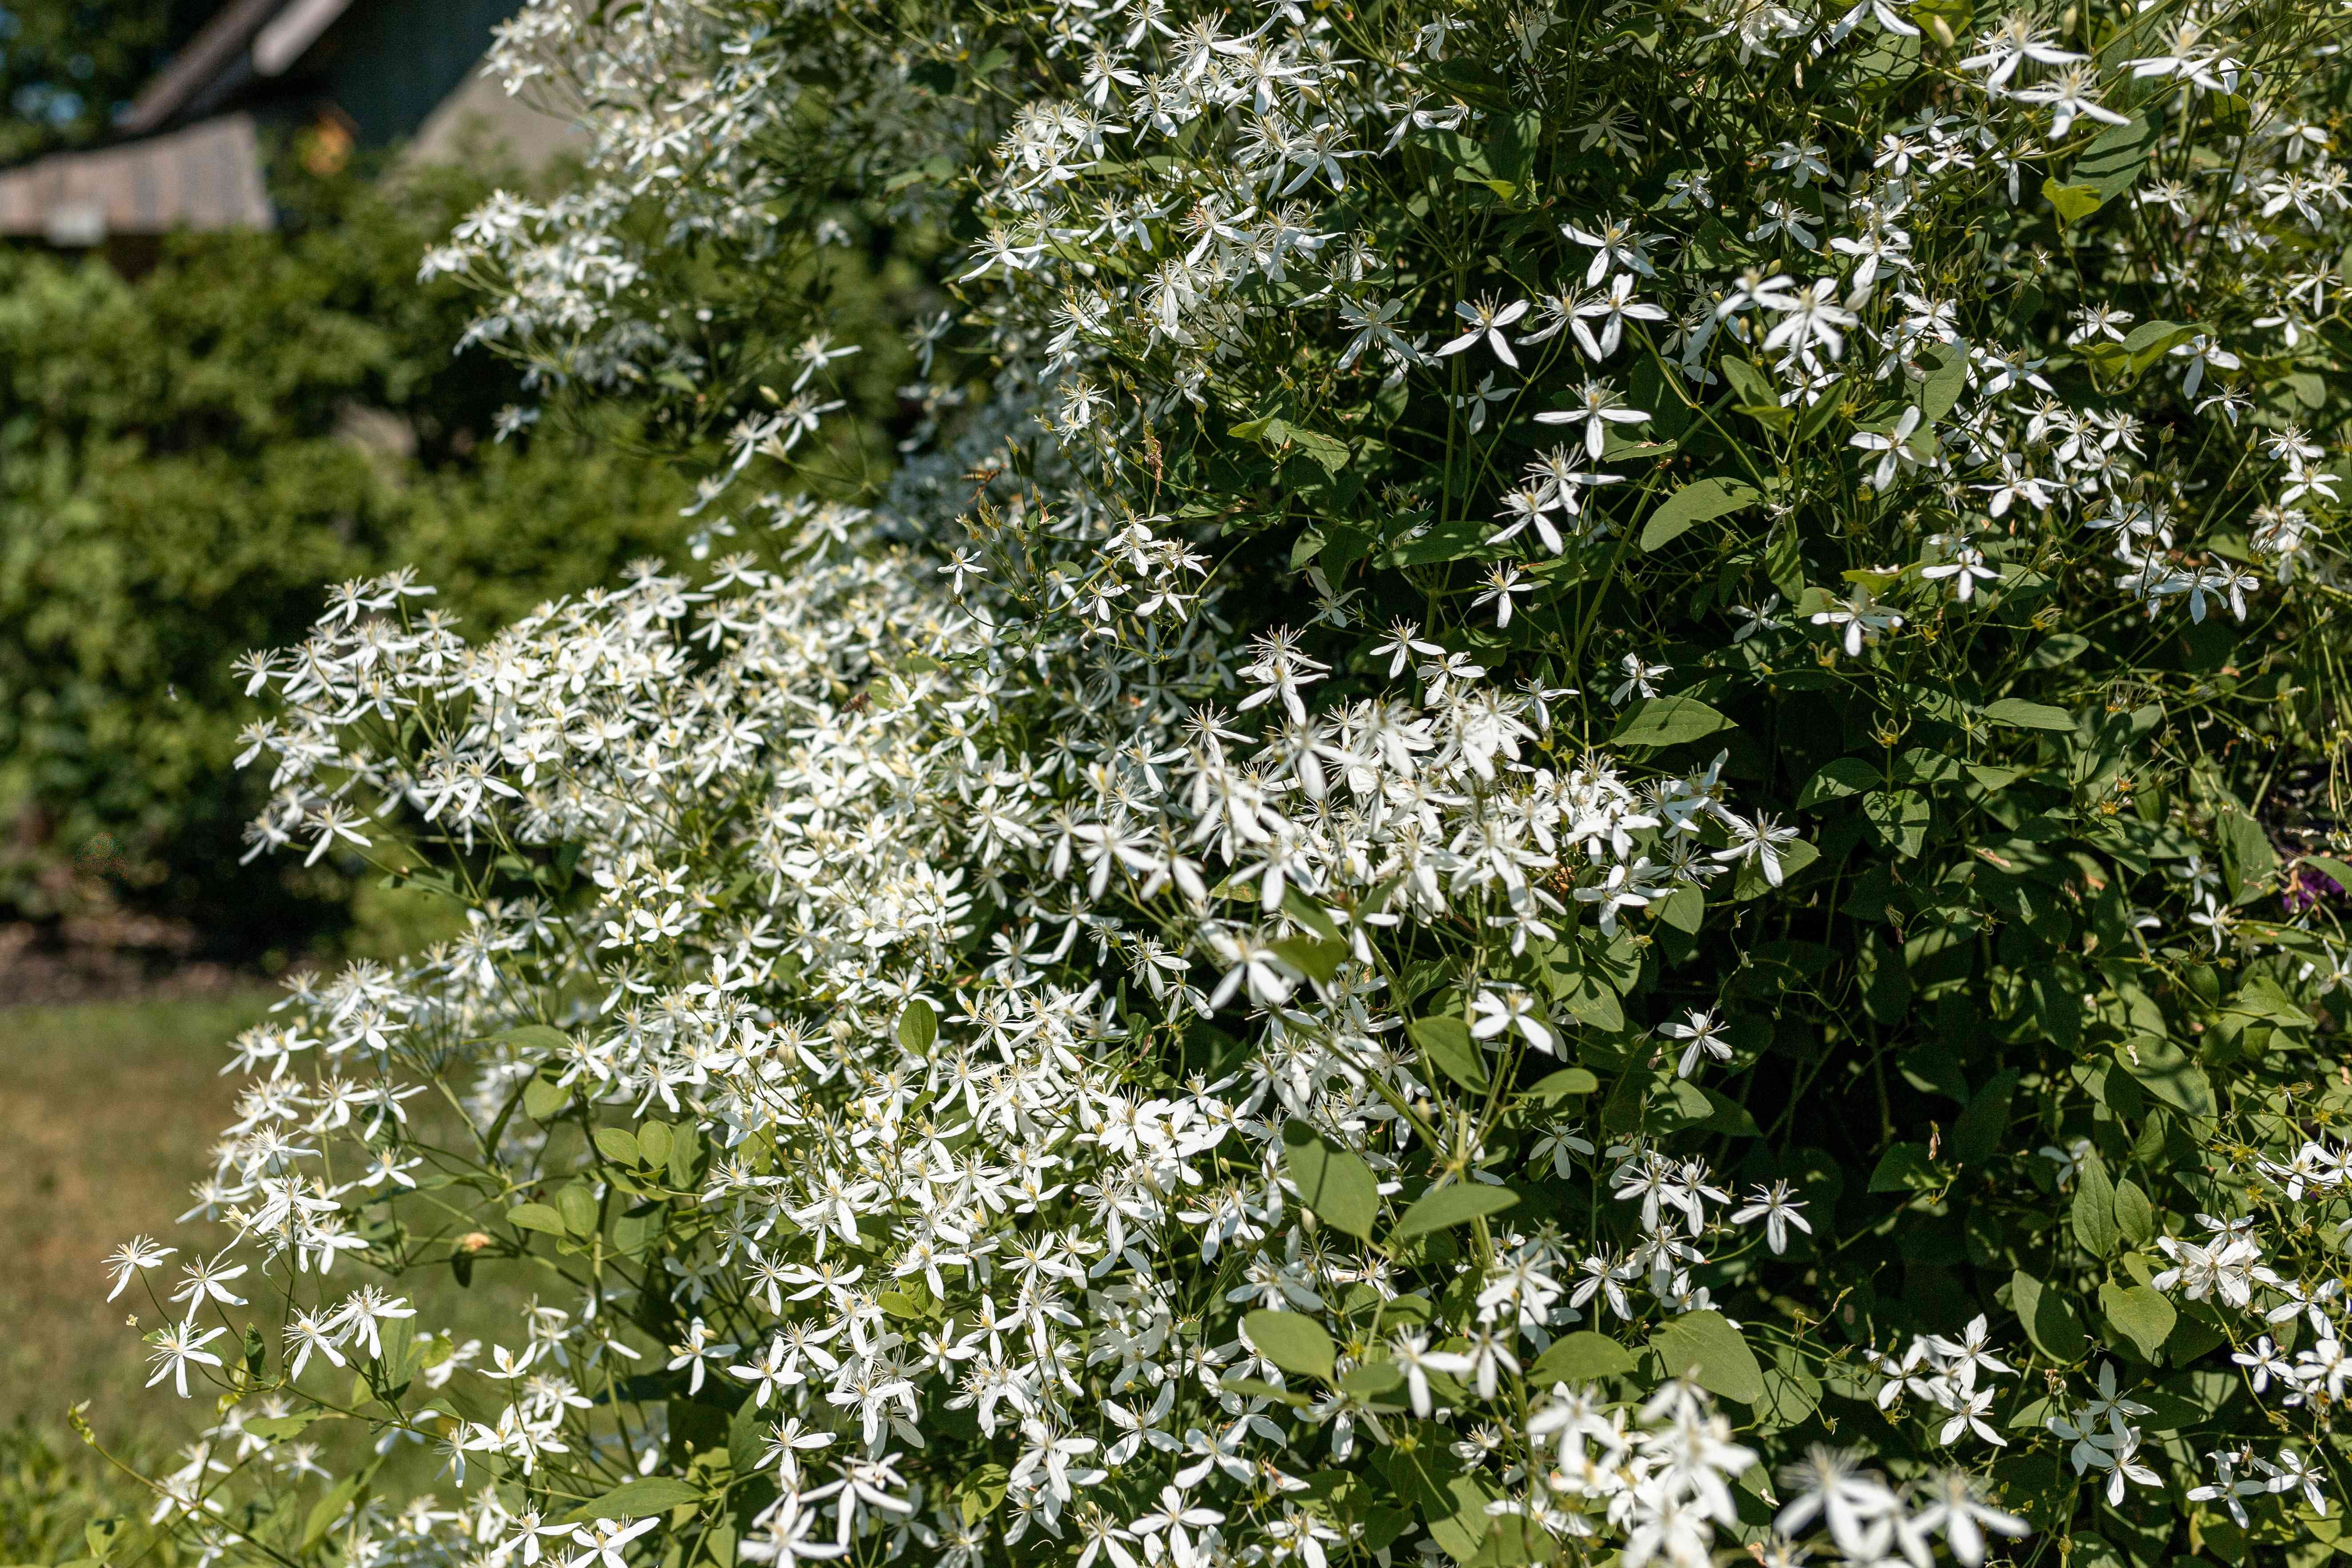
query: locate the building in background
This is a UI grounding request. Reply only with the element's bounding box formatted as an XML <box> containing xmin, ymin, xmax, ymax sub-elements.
<box><xmin>0</xmin><ymin>0</ymin><xmax>575</xmax><ymax>248</ymax></box>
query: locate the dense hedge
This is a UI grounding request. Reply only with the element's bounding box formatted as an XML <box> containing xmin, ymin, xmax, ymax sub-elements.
<box><xmin>0</xmin><ymin>167</ymin><xmax>692</xmax><ymax>953</ymax></box>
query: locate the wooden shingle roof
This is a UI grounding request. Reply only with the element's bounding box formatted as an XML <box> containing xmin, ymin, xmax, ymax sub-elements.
<box><xmin>0</xmin><ymin>113</ymin><xmax>273</xmax><ymax>240</ymax></box>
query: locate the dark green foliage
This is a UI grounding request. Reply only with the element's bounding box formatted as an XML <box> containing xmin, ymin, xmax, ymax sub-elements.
<box><xmin>0</xmin><ymin>0</ymin><xmax>212</xmax><ymax>161</ymax></box>
<box><xmin>0</xmin><ymin>169</ymin><xmax>688</xmax><ymax>951</ymax></box>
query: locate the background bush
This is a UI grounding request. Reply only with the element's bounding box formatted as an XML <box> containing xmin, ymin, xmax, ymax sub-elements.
<box><xmin>0</xmin><ymin>162</ymin><xmax>696</xmax><ymax>955</ymax></box>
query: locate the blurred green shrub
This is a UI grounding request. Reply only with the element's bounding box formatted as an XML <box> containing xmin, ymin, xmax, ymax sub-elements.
<box><xmin>0</xmin><ymin>166</ymin><xmax>691</xmax><ymax>956</ymax></box>
<box><xmin>0</xmin><ymin>1420</ymin><xmax>137</xmax><ymax>1567</ymax></box>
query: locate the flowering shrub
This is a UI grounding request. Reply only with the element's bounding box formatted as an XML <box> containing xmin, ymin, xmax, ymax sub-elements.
<box><xmin>80</xmin><ymin>3</ymin><xmax>2352</xmax><ymax>1568</ymax></box>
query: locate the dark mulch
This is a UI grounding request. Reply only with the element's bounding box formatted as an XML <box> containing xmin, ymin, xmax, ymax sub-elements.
<box><xmin>0</xmin><ymin>919</ymin><xmax>243</xmax><ymax>1008</ymax></box>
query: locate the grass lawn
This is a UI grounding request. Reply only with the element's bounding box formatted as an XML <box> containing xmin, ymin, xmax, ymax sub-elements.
<box><xmin>1</xmin><ymin>984</ymin><xmax>595</xmax><ymax>1561</ymax></box>
<box><xmin>0</xmin><ymin>992</ymin><xmax>270</xmax><ymax>1439</ymax></box>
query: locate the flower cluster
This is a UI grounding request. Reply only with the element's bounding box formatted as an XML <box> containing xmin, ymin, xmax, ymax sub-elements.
<box><xmin>84</xmin><ymin>0</ymin><xmax>2352</xmax><ymax>1567</ymax></box>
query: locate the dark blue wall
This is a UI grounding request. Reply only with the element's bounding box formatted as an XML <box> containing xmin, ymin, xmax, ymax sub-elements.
<box><xmin>311</xmin><ymin>0</ymin><xmax>516</xmax><ymax>146</ymax></box>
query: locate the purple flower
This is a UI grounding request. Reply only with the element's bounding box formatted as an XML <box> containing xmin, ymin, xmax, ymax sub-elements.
<box><xmin>2284</xmin><ymin>864</ymin><xmax>2344</xmax><ymax>915</ymax></box>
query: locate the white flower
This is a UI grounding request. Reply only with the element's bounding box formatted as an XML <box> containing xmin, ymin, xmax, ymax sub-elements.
<box><xmin>1471</xmin><ymin>986</ymin><xmax>1557</xmax><ymax>1055</ymax></box>
<box><xmin>1657</xmin><ymin>1009</ymin><xmax>1731</xmax><ymax>1078</ymax></box>
<box><xmin>1534</xmin><ymin>377</ymin><xmax>1651</xmax><ymax>459</ymax></box>
<box><xmin>1731</xmin><ymin>1181</ymin><xmax>1812</xmax><ymax>1252</ymax></box>
<box><xmin>565</xmin><ymin>1517</ymin><xmax>660</xmax><ymax>1568</ymax></box>
<box><xmin>1436</xmin><ymin>295</ymin><xmax>1532</xmax><ymax>367</ymax></box>
<box><xmin>1572</xmin><ymin>274</ymin><xmax>1670</xmax><ymax>358</ymax></box>
<box><xmin>739</xmin><ymin>1500</ymin><xmax>846</xmax><ymax>1567</ymax></box>
<box><xmin>1848</xmin><ymin>407</ymin><xmax>1925</xmax><ymax>490</ymax></box>
<box><xmin>1711</xmin><ymin>814</ymin><xmax>1803</xmax><ymax>886</ymax></box>
<box><xmin>104</xmin><ymin>1237</ymin><xmax>176</xmax><ymax>1302</ymax></box>
<box><xmin>1472</xmin><ymin>564</ymin><xmax>1535</xmax><ymax>628</ymax></box>
<box><xmin>1911</xmin><ymin>1471</ymin><xmax>2028</xmax><ymax>1567</ymax></box>
<box><xmin>145</xmin><ymin>1319</ymin><xmax>227</xmax><ymax>1398</ymax></box>
<box><xmin>1810</xmin><ymin>587</ymin><xmax>1904</xmax><ymax>656</ymax></box>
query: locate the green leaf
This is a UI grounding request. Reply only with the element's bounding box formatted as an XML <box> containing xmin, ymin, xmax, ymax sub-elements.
<box><xmin>1524</xmin><ymin>1067</ymin><xmax>1600</xmax><ymax>1105</ymax></box>
<box><xmin>2072</xmin><ymin>1150</ymin><xmax>2119</xmax><ymax>1257</ymax></box>
<box><xmin>2117</xmin><ymin>1036</ymin><xmax>2215</xmax><ymax>1120</ymax></box>
<box><xmin>1274</xmin><ymin>936</ymin><xmax>1345</xmax><ymax>983</ymax></box>
<box><xmin>2113</xmin><ymin>1178</ymin><xmax>2153</xmax><ymax>1248</ymax></box>
<box><xmin>1917</xmin><ymin>339</ymin><xmax>1971</xmax><ymax>423</ymax></box>
<box><xmin>593</xmin><ymin>1127</ymin><xmax>642</xmax><ymax>1166</ymax></box>
<box><xmin>1610</xmin><ymin>695</ymin><xmax>1736</xmax><ymax>750</ymax></box>
<box><xmin>1526</xmin><ymin>1331</ymin><xmax>1638</xmax><ymax>1386</ymax></box>
<box><xmin>86</xmin><ymin>1516</ymin><xmax>137</xmax><ymax>1564</ymax></box>
<box><xmin>1282</xmin><ymin>1122</ymin><xmax>1381</xmax><ymax>1240</ymax></box>
<box><xmin>507</xmin><ymin>1202</ymin><xmax>567</xmax><ymax>1235</ymax></box>
<box><xmin>877</xmin><ymin>1286</ymin><xmax>932</xmax><ymax>1321</ymax></box>
<box><xmin>2073</xmin><ymin>113</ymin><xmax>2159</xmax><ymax>200</ymax></box>
<box><xmin>2119</xmin><ymin>319</ymin><xmax>2199</xmax><ymax>376</ymax></box>
<box><xmin>1753</xmin><ymin>1360</ymin><xmax>1822</xmax><ymax>1433</ymax></box>
<box><xmin>2012</xmin><ymin>1269</ymin><xmax>2087</xmax><ymax>1363</ymax></box>
<box><xmin>522</xmin><ymin>1071</ymin><xmax>573</xmax><ymax>1121</ymax></box>
<box><xmin>2100</xmin><ymin>1283</ymin><xmax>2176</xmax><ymax>1360</ymax></box>
<box><xmin>1721</xmin><ymin>355</ymin><xmax>1769</xmax><ymax>404</ymax></box>
<box><xmin>729</xmin><ymin>1394</ymin><xmax>767</xmax><ymax>1475</ymax></box>
<box><xmin>613</xmin><ymin>1209</ymin><xmax>661</xmax><ymax>1258</ymax></box>
<box><xmin>666</xmin><ymin>1124</ymin><xmax>701</xmax><ymax>1191</ymax></box>
<box><xmin>1695</xmin><ymin>1086</ymin><xmax>1761</xmax><ymax>1137</ymax></box>
<box><xmin>2216</xmin><ymin>807</ymin><xmax>2276</xmax><ymax>905</ymax></box>
<box><xmin>564</xmin><ymin>1477</ymin><xmax>702</xmax><ymax>1524</ymax></box>
<box><xmin>1866</xmin><ymin>1141</ymin><xmax>1942</xmax><ymax>1192</ymax></box>
<box><xmin>1720</xmin><ymin>357</ymin><xmax>1778</xmax><ymax>410</ymax></box>
<box><xmin>1282</xmin><ymin>887</ymin><xmax>1342</xmax><ymax>943</ymax></box>
<box><xmin>1640</xmin><ymin>477</ymin><xmax>1761</xmax><ymax>551</ymax></box>
<box><xmin>1425</xmin><ymin>1474</ymin><xmax>1505</xmax><ymax>1564</ymax></box>
<box><xmin>2041</xmin><ymin>177</ymin><xmax>2102</xmax><ymax>226</ymax></box>
<box><xmin>2228</xmin><ymin>974</ymin><xmax>2312</xmax><ymax>1029</ymax></box>
<box><xmin>1340</xmin><ymin>1360</ymin><xmax>1404</xmax><ymax>1397</ymax></box>
<box><xmin>299</xmin><ymin>1478</ymin><xmax>361</xmax><ymax>1554</ymax></box>
<box><xmin>1859</xmin><ymin>930</ymin><xmax>1911</xmax><ymax>1024</ymax></box>
<box><xmin>1648</xmin><ymin>1310</ymin><xmax>1765</xmax><ymax>1403</ymax></box>
<box><xmin>1238</xmin><ymin>415</ymin><xmax>1350</xmax><ymax>475</ymax></box>
<box><xmin>1657</xmin><ymin>883</ymin><xmax>1704</xmax><ymax>933</ymax></box>
<box><xmin>1220</xmin><ymin>1372</ymin><xmax>1311</xmax><ymax>1406</ymax></box>
<box><xmin>1861</xmin><ymin>790</ymin><xmax>1930</xmax><ymax>858</ymax></box>
<box><xmin>898</xmin><ymin>999</ymin><xmax>939</xmax><ymax>1053</ymax></box>
<box><xmin>1466</xmin><ymin>1519</ymin><xmax>1548</xmax><ymax>1568</ymax></box>
<box><xmin>2029</xmin><ymin>633</ymin><xmax>2090</xmax><ymax>669</ymax></box>
<box><xmin>1409</xmin><ymin>1014</ymin><xmax>1488</xmax><ymax>1090</ymax></box>
<box><xmin>1796</xmin><ymin>758</ymin><xmax>1880</xmax><ymax>808</ymax></box>
<box><xmin>244</xmin><ymin>1411</ymin><xmax>333</xmax><ymax>1441</ymax></box>
<box><xmin>1951</xmin><ymin>1069</ymin><xmax>2020</xmax><ymax>1165</ymax></box>
<box><xmin>1731</xmin><ymin>838</ymin><xmax>1818</xmax><ymax>901</ymax></box>
<box><xmin>953</xmin><ymin>1464</ymin><xmax>1009</xmax><ymax>1528</ymax></box>
<box><xmin>1660</xmin><ymin>1078</ymin><xmax>1716</xmax><ymax>1131</ymax></box>
<box><xmin>557</xmin><ymin>1184</ymin><xmax>600</xmax><ymax>1239</ymax></box>
<box><xmin>1983</xmin><ymin>698</ymin><xmax>2075</xmax><ymax>731</ymax></box>
<box><xmin>1392</xmin><ymin>1182</ymin><xmax>1519</xmax><ymax>1241</ymax></box>
<box><xmin>1244</xmin><ymin>1309</ymin><xmax>1336</xmax><ymax>1380</ymax></box>
<box><xmin>1797</xmin><ymin>386</ymin><xmax>1847</xmax><ymax>441</ymax></box>
<box><xmin>1287</xmin><ymin>426</ymin><xmax>1351</xmax><ymax>476</ymax></box>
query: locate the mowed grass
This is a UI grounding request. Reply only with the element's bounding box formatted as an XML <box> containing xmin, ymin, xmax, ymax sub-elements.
<box><xmin>0</xmin><ymin>992</ymin><xmax>270</xmax><ymax>1438</ymax></box>
<box><xmin>0</xmin><ymin>983</ymin><xmax>589</xmax><ymax>1559</ymax></box>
